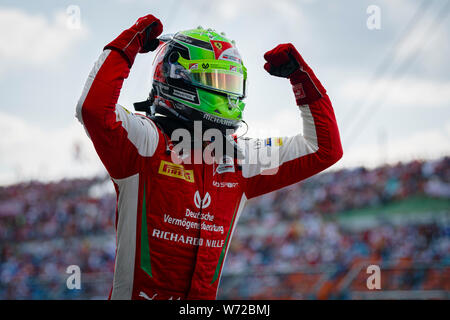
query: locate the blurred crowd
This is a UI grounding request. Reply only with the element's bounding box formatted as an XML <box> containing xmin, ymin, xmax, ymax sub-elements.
<box><xmin>220</xmin><ymin>219</ymin><xmax>449</xmax><ymax>299</ymax></box>
<box><xmin>0</xmin><ymin>157</ymin><xmax>449</xmax><ymax>299</ymax></box>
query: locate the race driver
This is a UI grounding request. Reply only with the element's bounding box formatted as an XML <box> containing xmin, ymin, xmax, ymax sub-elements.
<box><xmin>76</xmin><ymin>14</ymin><xmax>343</xmax><ymax>300</ymax></box>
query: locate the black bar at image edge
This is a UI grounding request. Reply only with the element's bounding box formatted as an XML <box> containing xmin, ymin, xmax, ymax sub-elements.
<box><xmin>0</xmin><ymin>300</ymin><xmax>447</xmax><ymax>319</ymax></box>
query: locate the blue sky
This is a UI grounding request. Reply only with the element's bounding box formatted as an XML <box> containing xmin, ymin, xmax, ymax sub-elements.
<box><xmin>0</xmin><ymin>0</ymin><xmax>449</xmax><ymax>184</ymax></box>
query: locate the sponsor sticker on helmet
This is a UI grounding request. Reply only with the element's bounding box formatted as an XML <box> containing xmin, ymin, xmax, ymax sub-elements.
<box><xmin>203</xmin><ymin>113</ymin><xmax>235</xmax><ymax>127</ymax></box>
<box><xmin>173</xmin><ymin>89</ymin><xmax>196</xmax><ymax>102</ymax></box>
<box><xmin>174</xmin><ymin>33</ymin><xmax>213</xmax><ymax>51</ymax></box>
<box><xmin>210</xmin><ymin>40</ymin><xmax>232</xmax><ymax>60</ymax></box>
<box><xmin>219</xmin><ymin>48</ymin><xmax>242</xmax><ymax>64</ymax></box>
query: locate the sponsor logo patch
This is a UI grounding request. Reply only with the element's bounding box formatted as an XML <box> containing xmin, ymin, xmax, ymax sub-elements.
<box><xmin>293</xmin><ymin>83</ymin><xmax>306</xmax><ymax>99</ymax></box>
<box><xmin>265</xmin><ymin>138</ymin><xmax>272</xmax><ymax>146</ymax></box>
<box><xmin>275</xmin><ymin>137</ymin><xmax>283</xmax><ymax>146</ymax></box>
<box><xmin>194</xmin><ymin>191</ymin><xmax>211</xmax><ymax>209</ymax></box>
<box><xmin>213</xmin><ymin>181</ymin><xmax>239</xmax><ymax>188</ymax></box>
<box><xmin>214</xmin><ymin>155</ymin><xmax>235</xmax><ymax>174</ymax></box>
<box><xmin>158</xmin><ymin>160</ymin><xmax>194</xmax><ymax>183</ymax></box>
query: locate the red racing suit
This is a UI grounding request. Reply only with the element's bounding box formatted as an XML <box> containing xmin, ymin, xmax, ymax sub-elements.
<box><xmin>76</xmin><ymin>37</ymin><xmax>343</xmax><ymax>300</ymax></box>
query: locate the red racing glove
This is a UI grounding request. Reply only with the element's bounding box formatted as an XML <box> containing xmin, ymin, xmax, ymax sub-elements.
<box><xmin>264</xmin><ymin>43</ymin><xmax>326</xmax><ymax>105</ymax></box>
<box><xmin>104</xmin><ymin>14</ymin><xmax>163</xmax><ymax>67</ymax></box>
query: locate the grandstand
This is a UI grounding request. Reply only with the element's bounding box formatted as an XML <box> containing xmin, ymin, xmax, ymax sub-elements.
<box><xmin>0</xmin><ymin>157</ymin><xmax>448</xmax><ymax>299</ymax></box>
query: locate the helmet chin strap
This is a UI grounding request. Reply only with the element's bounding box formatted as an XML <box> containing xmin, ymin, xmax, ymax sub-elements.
<box><xmin>133</xmin><ymin>87</ymin><xmax>157</xmax><ymax>116</ymax></box>
<box><xmin>227</xmin><ymin>95</ymin><xmax>239</xmax><ymax>110</ymax></box>
<box><xmin>133</xmin><ymin>95</ymin><xmax>153</xmax><ymax>115</ymax></box>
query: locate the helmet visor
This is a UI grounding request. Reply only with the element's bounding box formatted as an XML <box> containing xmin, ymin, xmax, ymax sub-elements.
<box><xmin>190</xmin><ymin>70</ymin><xmax>244</xmax><ymax>97</ymax></box>
<box><xmin>176</xmin><ymin>56</ymin><xmax>246</xmax><ymax>97</ymax></box>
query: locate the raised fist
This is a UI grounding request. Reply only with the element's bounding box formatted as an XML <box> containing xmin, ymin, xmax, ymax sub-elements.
<box><xmin>264</xmin><ymin>43</ymin><xmax>326</xmax><ymax>105</ymax></box>
<box><xmin>105</xmin><ymin>14</ymin><xmax>163</xmax><ymax>67</ymax></box>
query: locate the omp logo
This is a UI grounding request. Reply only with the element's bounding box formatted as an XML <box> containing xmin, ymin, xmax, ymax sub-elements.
<box><xmin>194</xmin><ymin>191</ymin><xmax>211</xmax><ymax>209</ymax></box>
<box><xmin>158</xmin><ymin>160</ymin><xmax>194</xmax><ymax>183</ymax></box>
<box><xmin>212</xmin><ymin>181</ymin><xmax>238</xmax><ymax>188</ymax></box>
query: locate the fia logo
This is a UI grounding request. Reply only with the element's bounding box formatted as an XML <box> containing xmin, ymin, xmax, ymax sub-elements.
<box><xmin>194</xmin><ymin>191</ymin><xmax>211</xmax><ymax>209</ymax></box>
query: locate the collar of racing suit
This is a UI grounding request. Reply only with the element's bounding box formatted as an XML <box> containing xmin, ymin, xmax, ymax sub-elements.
<box><xmin>149</xmin><ymin>115</ymin><xmax>244</xmax><ymax>159</ymax></box>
